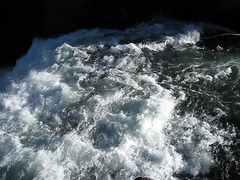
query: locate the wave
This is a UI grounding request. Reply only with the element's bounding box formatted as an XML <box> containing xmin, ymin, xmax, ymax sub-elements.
<box><xmin>0</xmin><ymin>20</ymin><xmax>239</xmax><ymax>179</ymax></box>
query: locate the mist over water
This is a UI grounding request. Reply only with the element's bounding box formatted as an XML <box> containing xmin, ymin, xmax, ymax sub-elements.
<box><xmin>0</xmin><ymin>20</ymin><xmax>239</xmax><ymax>179</ymax></box>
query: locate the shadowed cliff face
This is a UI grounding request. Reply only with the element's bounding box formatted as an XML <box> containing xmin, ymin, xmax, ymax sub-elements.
<box><xmin>1</xmin><ymin>0</ymin><xmax>240</xmax><ymax>68</ymax></box>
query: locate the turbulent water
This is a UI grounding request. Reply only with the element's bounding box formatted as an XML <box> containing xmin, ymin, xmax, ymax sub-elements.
<box><xmin>0</xmin><ymin>20</ymin><xmax>240</xmax><ymax>180</ymax></box>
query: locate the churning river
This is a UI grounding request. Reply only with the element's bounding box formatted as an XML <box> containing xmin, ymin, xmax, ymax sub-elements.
<box><xmin>0</xmin><ymin>20</ymin><xmax>239</xmax><ymax>179</ymax></box>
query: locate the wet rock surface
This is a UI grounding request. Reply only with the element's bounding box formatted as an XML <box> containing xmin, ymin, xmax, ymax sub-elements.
<box><xmin>135</xmin><ymin>177</ymin><xmax>153</xmax><ymax>180</ymax></box>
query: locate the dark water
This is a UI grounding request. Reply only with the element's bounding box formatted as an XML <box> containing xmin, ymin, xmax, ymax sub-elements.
<box><xmin>0</xmin><ymin>20</ymin><xmax>239</xmax><ymax>179</ymax></box>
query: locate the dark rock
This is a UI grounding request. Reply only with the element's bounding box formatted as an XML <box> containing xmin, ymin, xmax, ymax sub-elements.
<box><xmin>135</xmin><ymin>177</ymin><xmax>153</xmax><ymax>180</ymax></box>
<box><xmin>2</xmin><ymin>0</ymin><xmax>240</xmax><ymax>68</ymax></box>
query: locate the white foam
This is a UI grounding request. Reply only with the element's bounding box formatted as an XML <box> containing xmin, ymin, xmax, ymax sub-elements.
<box><xmin>0</xmin><ymin>20</ymin><xmax>235</xmax><ymax>179</ymax></box>
<box><xmin>137</xmin><ymin>30</ymin><xmax>200</xmax><ymax>52</ymax></box>
<box><xmin>215</xmin><ymin>66</ymin><xmax>232</xmax><ymax>79</ymax></box>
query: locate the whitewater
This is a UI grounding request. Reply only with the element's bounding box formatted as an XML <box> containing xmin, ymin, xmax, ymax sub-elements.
<box><xmin>0</xmin><ymin>20</ymin><xmax>239</xmax><ymax>179</ymax></box>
